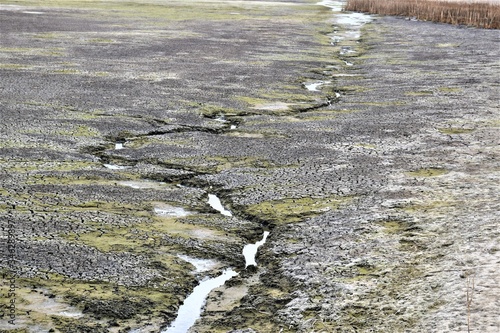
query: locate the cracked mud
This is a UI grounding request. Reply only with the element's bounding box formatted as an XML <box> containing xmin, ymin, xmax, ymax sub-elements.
<box><xmin>1</xmin><ymin>0</ymin><xmax>499</xmax><ymax>333</ymax></box>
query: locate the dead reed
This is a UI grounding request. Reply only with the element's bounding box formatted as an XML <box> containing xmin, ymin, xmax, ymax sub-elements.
<box><xmin>466</xmin><ymin>273</ymin><xmax>475</xmax><ymax>333</ymax></box>
<box><xmin>344</xmin><ymin>0</ymin><xmax>500</xmax><ymax>29</ymax></box>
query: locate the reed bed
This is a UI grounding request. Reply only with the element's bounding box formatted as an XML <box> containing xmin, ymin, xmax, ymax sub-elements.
<box><xmin>344</xmin><ymin>0</ymin><xmax>500</xmax><ymax>29</ymax></box>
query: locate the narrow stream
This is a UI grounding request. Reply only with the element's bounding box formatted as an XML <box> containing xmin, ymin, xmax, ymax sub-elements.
<box><xmin>161</xmin><ymin>229</ymin><xmax>269</xmax><ymax>333</ymax></box>
<box><xmin>157</xmin><ymin>193</ymin><xmax>269</xmax><ymax>333</ymax></box>
<box><xmin>161</xmin><ymin>269</ymin><xmax>239</xmax><ymax>333</ymax></box>
<box><xmin>135</xmin><ymin>3</ymin><xmax>369</xmax><ymax>332</ymax></box>
<box><xmin>318</xmin><ymin>0</ymin><xmax>373</xmax><ymax>44</ymax></box>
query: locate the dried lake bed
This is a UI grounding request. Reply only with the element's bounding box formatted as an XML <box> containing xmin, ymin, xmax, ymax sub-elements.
<box><xmin>0</xmin><ymin>0</ymin><xmax>499</xmax><ymax>332</ymax></box>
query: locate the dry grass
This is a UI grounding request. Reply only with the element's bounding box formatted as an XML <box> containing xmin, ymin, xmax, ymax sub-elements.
<box><xmin>466</xmin><ymin>273</ymin><xmax>475</xmax><ymax>333</ymax></box>
<box><xmin>344</xmin><ymin>0</ymin><xmax>500</xmax><ymax>29</ymax></box>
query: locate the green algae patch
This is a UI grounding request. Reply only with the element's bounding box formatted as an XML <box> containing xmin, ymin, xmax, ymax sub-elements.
<box><xmin>407</xmin><ymin>168</ymin><xmax>449</xmax><ymax>177</ymax></box>
<box><xmin>143</xmin><ymin>216</ymin><xmax>227</xmax><ymax>240</ymax></box>
<box><xmin>198</xmin><ymin>105</ymin><xmax>246</xmax><ymax>118</ymax></box>
<box><xmin>438</xmin><ymin>86</ymin><xmax>462</xmax><ymax>93</ymax></box>
<box><xmin>236</xmin><ymin>96</ymin><xmax>305</xmax><ymax>113</ymax></box>
<box><xmin>244</xmin><ymin>195</ymin><xmax>352</xmax><ymax>225</ymax></box>
<box><xmin>52</xmin><ymin>69</ymin><xmax>83</xmax><ymax>75</ymax></box>
<box><xmin>404</xmin><ymin>90</ymin><xmax>434</xmax><ymax>96</ymax></box>
<box><xmin>57</xmin><ymin>125</ymin><xmax>100</xmax><ymax>137</ymax></box>
<box><xmin>236</xmin><ymin>88</ymin><xmax>327</xmax><ymax>115</ymax></box>
<box><xmin>0</xmin><ymin>277</ymin><xmax>103</xmax><ymax>332</ymax></box>
<box><xmin>0</xmin><ymin>139</ymin><xmax>50</xmax><ymax>149</ymax></box>
<box><xmin>11</xmin><ymin>270</ymin><xmax>194</xmax><ymax>331</ymax></box>
<box><xmin>376</xmin><ymin>220</ymin><xmax>414</xmax><ymax>235</ymax></box>
<box><xmin>70</xmin><ymin>228</ymin><xmax>148</xmax><ymax>252</ymax></box>
<box><xmin>0</xmin><ymin>160</ymin><xmax>98</xmax><ymax>172</ymax></box>
<box><xmin>67</xmin><ymin>214</ymin><xmax>230</xmax><ymax>253</ymax></box>
<box><xmin>0</xmin><ymin>46</ymin><xmax>66</xmax><ymax>57</ymax></box>
<box><xmin>32</xmin><ymin>32</ymin><xmax>60</xmax><ymax>39</ymax></box>
<box><xmin>0</xmin><ymin>63</ymin><xmax>33</xmax><ymax>70</ymax></box>
<box><xmin>402</xmin><ymin>199</ymin><xmax>458</xmax><ymax>215</ymax></box>
<box><xmin>357</xmin><ymin>264</ymin><xmax>379</xmax><ymax>277</ymax></box>
<box><xmin>338</xmin><ymin>85</ymin><xmax>373</xmax><ymax>93</ymax></box>
<box><xmin>438</xmin><ymin>127</ymin><xmax>475</xmax><ymax>134</ymax></box>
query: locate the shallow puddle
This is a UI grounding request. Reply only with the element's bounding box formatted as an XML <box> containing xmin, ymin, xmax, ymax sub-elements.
<box><xmin>317</xmin><ymin>0</ymin><xmax>373</xmax><ymax>50</ymax></box>
<box><xmin>250</xmin><ymin>101</ymin><xmax>293</xmax><ymax>111</ymax></box>
<box><xmin>214</xmin><ymin>115</ymin><xmax>228</xmax><ymax>123</ymax></box>
<box><xmin>208</xmin><ymin>194</ymin><xmax>232</xmax><ymax>216</ymax></box>
<box><xmin>243</xmin><ymin>231</ymin><xmax>270</xmax><ymax>268</ymax></box>
<box><xmin>334</xmin><ymin>11</ymin><xmax>373</xmax><ymax>26</ymax></box>
<box><xmin>154</xmin><ymin>204</ymin><xmax>192</xmax><ymax>217</ymax></box>
<box><xmin>103</xmin><ymin>163</ymin><xmax>129</xmax><ymax>170</ymax></box>
<box><xmin>304</xmin><ymin>81</ymin><xmax>331</xmax><ymax>92</ymax></box>
<box><xmin>178</xmin><ymin>255</ymin><xmax>220</xmax><ymax>273</ymax></box>
<box><xmin>118</xmin><ymin>180</ymin><xmax>167</xmax><ymax>189</ymax></box>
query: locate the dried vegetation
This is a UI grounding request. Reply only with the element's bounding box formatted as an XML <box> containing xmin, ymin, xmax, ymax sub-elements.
<box><xmin>345</xmin><ymin>0</ymin><xmax>500</xmax><ymax>28</ymax></box>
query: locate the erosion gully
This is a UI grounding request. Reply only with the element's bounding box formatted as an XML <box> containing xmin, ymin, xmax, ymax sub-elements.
<box><xmin>91</xmin><ymin>1</ymin><xmax>371</xmax><ymax>332</ymax></box>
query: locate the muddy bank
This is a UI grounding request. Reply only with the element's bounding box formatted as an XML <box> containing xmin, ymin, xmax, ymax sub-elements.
<box><xmin>1</xmin><ymin>0</ymin><xmax>499</xmax><ymax>332</ymax></box>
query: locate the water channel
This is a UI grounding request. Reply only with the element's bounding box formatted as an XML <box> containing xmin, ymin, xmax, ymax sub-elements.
<box><xmin>160</xmin><ymin>193</ymin><xmax>269</xmax><ymax>333</ymax></box>
<box><xmin>136</xmin><ymin>2</ymin><xmax>372</xmax><ymax>332</ymax></box>
<box><xmin>161</xmin><ymin>269</ymin><xmax>239</xmax><ymax>333</ymax></box>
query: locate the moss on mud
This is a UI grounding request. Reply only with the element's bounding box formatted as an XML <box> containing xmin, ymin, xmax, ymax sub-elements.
<box><xmin>407</xmin><ymin>168</ymin><xmax>449</xmax><ymax>177</ymax></box>
<box><xmin>244</xmin><ymin>195</ymin><xmax>352</xmax><ymax>225</ymax></box>
<box><xmin>203</xmin><ymin>156</ymin><xmax>278</xmax><ymax>172</ymax></box>
<box><xmin>376</xmin><ymin>220</ymin><xmax>414</xmax><ymax>234</ymax></box>
<box><xmin>4</xmin><ymin>270</ymin><xmax>193</xmax><ymax>332</ymax></box>
<box><xmin>438</xmin><ymin>127</ymin><xmax>475</xmax><ymax>134</ymax></box>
